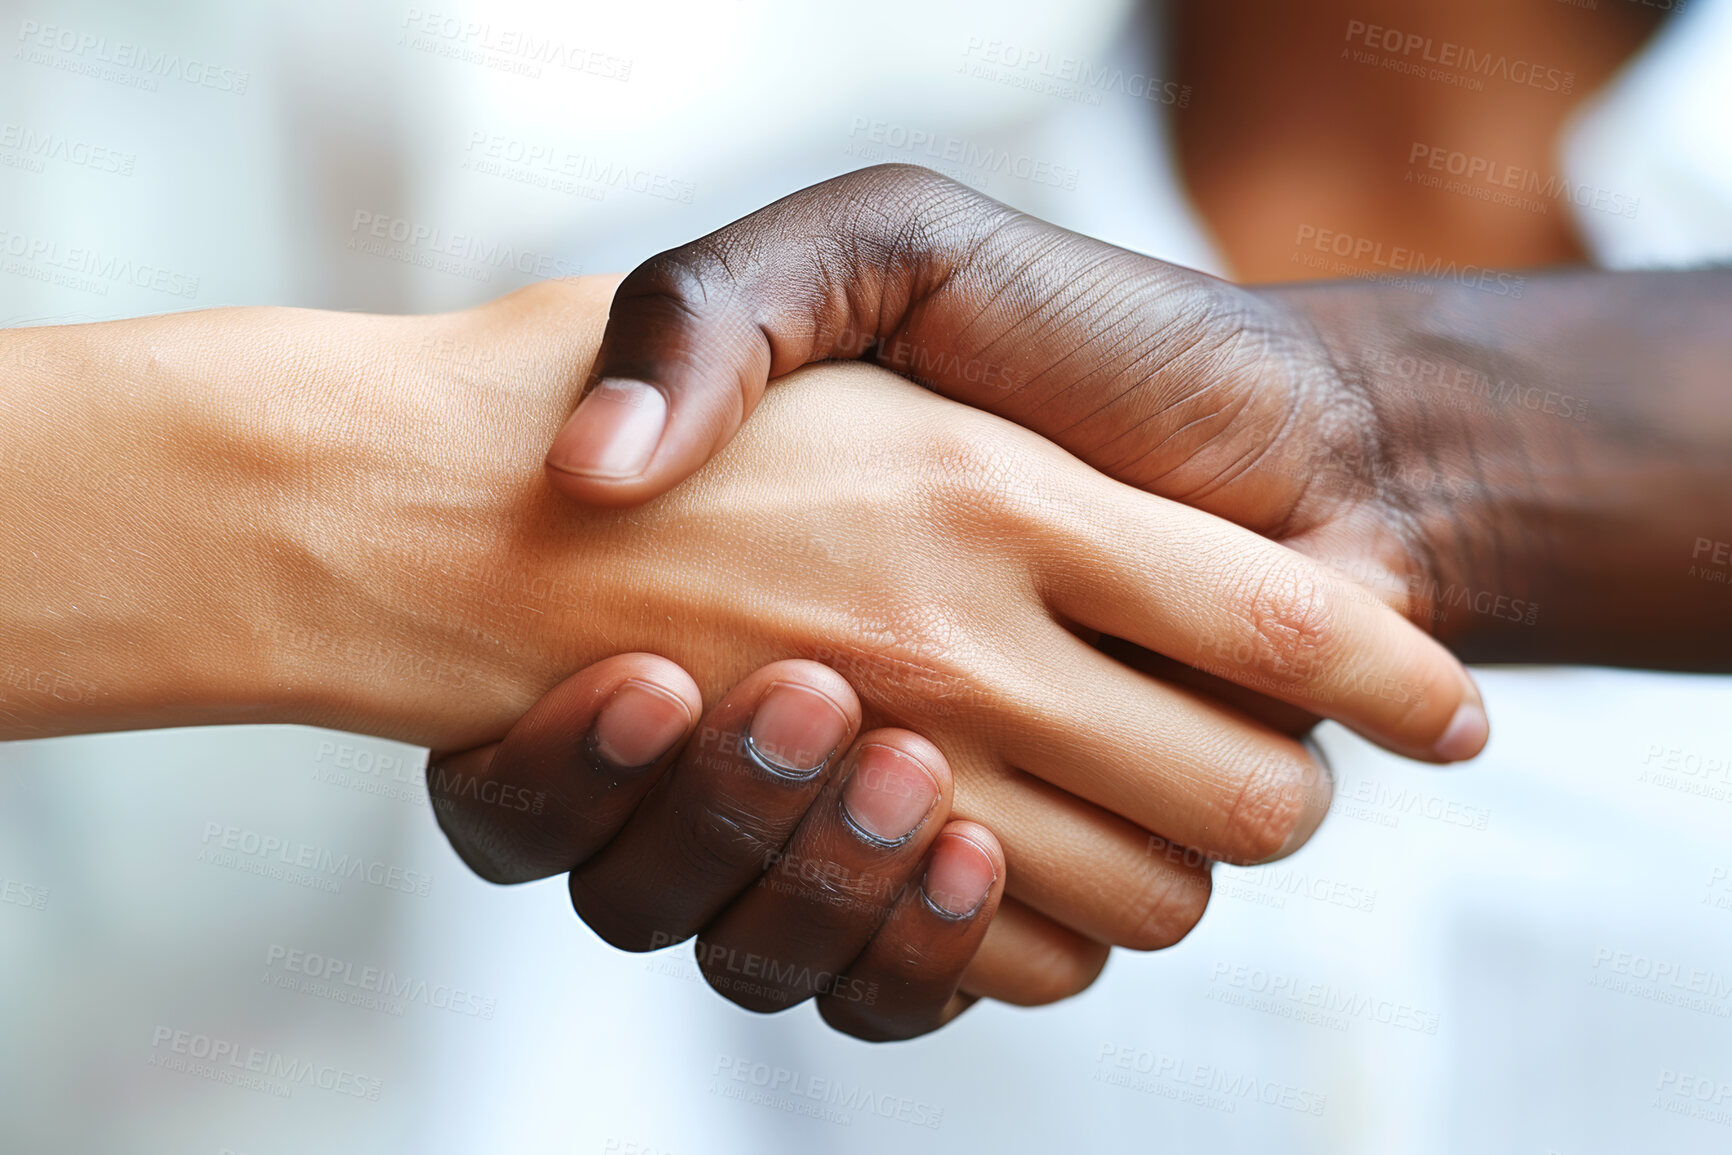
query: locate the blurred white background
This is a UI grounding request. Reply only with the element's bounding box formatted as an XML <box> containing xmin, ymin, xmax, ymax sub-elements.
<box><xmin>2</xmin><ymin>2</ymin><xmax>1730</xmax><ymax>1152</ymax></box>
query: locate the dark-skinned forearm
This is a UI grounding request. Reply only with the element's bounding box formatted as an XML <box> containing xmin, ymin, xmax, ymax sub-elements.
<box><xmin>1274</xmin><ymin>270</ymin><xmax>1732</xmax><ymax>670</ymax></box>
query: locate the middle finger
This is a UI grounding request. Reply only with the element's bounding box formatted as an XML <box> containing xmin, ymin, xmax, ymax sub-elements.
<box><xmin>568</xmin><ymin>659</ymin><xmax>859</xmax><ymax>951</ymax></box>
<box><xmin>695</xmin><ymin>728</ymin><xmax>951</xmax><ymax>1012</ymax></box>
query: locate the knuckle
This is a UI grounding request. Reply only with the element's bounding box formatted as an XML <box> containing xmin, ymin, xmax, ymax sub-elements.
<box><xmin>1083</xmin><ymin>286</ymin><xmax>1312</xmax><ymax>485</ymax></box>
<box><xmin>999</xmin><ymin>939</ymin><xmax>1110</xmax><ymax>1007</ymax></box>
<box><xmin>715</xmin><ymin>985</ymin><xmax>797</xmax><ymax>1015</ymax></box>
<box><xmin>426</xmin><ymin>770</ymin><xmax>539</xmax><ymax>884</ymax></box>
<box><xmin>615</xmin><ymin>239</ymin><xmax>770</xmax><ymax>354</ymax></box>
<box><xmin>1220</xmin><ymin>746</ymin><xmax>1310</xmax><ymax>863</ymax></box>
<box><xmin>923</xmin><ymin>424</ymin><xmax>1017</xmax><ymax>492</ymax></box>
<box><xmin>566</xmin><ymin>874</ymin><xmax>665</xmax><ymax>952</ymax></box>
<box><xmin>819</xmin><ymin>993</ymin><xmax>922</xmax><ymax>1043</ymax></box>
<box><xmin>916</xmin><ymin>425</ymin><xmax>1048</xmax><ymax>539</ymax></box>
<box><xmin>699</xmin><ymin>961</ymin><xmax>809</xmax><ymax>1016</ymax></box>
<box><xmin>849</xmin><ymin>163</ymin><xmax>985</xmax><ymax>235</ymax></box>
<box><xmin>621</xmin><ymin>243</ymin><xmax>715</xmax><ymax>311</ymax></box>
<box><xmin>695</xmin><ymin>934</ymin><xmax>848</xmax><ymax>1015</ymax></box>
<box><xmin>681</xmin><ymin>798</ymin><xmax>791</xmax><ymax>878</ymax></box>
<box><xmin>811</xmin><ymin>599</ymin><xmax>1001</xmax><ymax>725</ymax></box>
<box><xmin>761</xmin><ymin>849</ymin><xmax>895</xmax><ymax>923</ymax></box>
<box><xmin>1119</xmin><ymin>863</ymin><xmax>1213</xmax><ymax>951</ymax></box>
<box><xmin>862</xmin><ymin>160</ymin><xmax>969</xmax><ymax>197</ymax></box>
<box><xmin>431</xmin><ymin>820</ymin><xmax>520</xmax><ymax>885</ymax></box>
<box><xmin>1213</xmin><ymin>561</ymin><xmax>1338</xmax><ymax>696</ymax></box>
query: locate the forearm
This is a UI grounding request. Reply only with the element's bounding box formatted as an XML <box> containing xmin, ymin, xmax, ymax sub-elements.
<box><xmin>2</xmin><ymin>310</ymin><xmax>278</xmax><ymax>738</ymax></box>
<box><xmin>0</xmin><ymin>285</ymin><xmax>618</xmax><ymax>747</ymax></box>
<box><xmin>1274</xmin><ymin>270</ymin><xmax>1732</xmax><ymax>668</ymax></box>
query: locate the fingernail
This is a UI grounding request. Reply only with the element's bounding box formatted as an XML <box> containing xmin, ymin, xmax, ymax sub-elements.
<box><xmin>922</xmin><ymin>834</ymin><xmax>996</xmax><ymax>919</ymax></box>
<box><xmin>591</xmin><ymin>679</ymin><xmax>692</xmax><ymax>771</ymax></box>
<box><xmin>840</xmin><ymin>745</ymin><xmax>939</xmax><ymax>847</ymax></box>
<box><xmin>745</xmin><ymin>682</ymin><xmax>851</xmax><ymax>778</ymax></box>
<box><xmin>1432</xmin><ymin>681</ymin><xmax>1489</xmax><ymax>762</ymax></box>
<box><xmin>548</xmin><ymin>378</ymin><xmax>667</xmax><ymax>479</ymax></box>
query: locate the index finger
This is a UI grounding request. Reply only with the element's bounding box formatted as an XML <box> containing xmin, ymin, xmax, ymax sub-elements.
<box><xmin>1037</xmin><ymin>468</ymin><xmax>1488</xmax><ymax>762</ymax></box>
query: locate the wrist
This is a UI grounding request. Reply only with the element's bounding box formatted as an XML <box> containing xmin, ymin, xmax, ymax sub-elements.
<box><xmin>1270</xmin><ymin>275</ymin><xmax>1732</xmax><ymax>668</ymax></box>
<box><xmin>246</xmin><ymin>281</ymin><xmax>625</xmax><ymax>749</ymax></box>
<box><xmin>0</xmin><ymin>280</ymin><xmax>621</xmax><ymax>747</ymax></box>
<box><xmin>1268</xmin><ymin>281</ymin><xmax>1561</xmax><ymax>653</ymax></box>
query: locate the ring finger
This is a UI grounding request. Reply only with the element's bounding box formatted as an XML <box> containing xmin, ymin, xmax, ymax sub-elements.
<box><xmin>695</xmin><ymin>729</ymin><xmax>951</xmax><ymax>1012</ymax></box>
<box><xmin>568</xmin><ymin>659</ymin><xmax>860</xmax><ymax>951</ymax></box>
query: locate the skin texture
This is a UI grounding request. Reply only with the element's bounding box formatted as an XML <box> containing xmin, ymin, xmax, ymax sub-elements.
<box><xmin>1277</xmin><ymin>270</ymin><xmax>1732</xmax><ymax>668</ymax></box>
<box><xmin>431</xmin><ymin>654</ymin><xmax>1007</xmax><ymax>1039</ymax></box>
<box><xmin>499</xmin><ymin>165</ymin><xmax>1730</xmax><ymax>1032</ymax></box>
<box><xmin>541</xmin><ymin>165</ymin><xmax>1732</xmax><ymax>669</ymax></box>
<box><xmin>0</xmin><ymin>273</ymin><xmax>1483</xmax><ymax>1033</ymax></box>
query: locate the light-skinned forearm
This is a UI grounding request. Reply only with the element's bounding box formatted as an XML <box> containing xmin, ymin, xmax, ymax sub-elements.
<box><xmin>0</xmin><ymin>282</ymin><xmax>620</xmax><ymax>745</ymax></box>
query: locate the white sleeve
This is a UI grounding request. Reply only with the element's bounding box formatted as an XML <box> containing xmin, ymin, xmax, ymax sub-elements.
<box><xmin>1562</xmin><ymin>0</ymin><xmax>1732</xmax><ymax>269</ymax></box>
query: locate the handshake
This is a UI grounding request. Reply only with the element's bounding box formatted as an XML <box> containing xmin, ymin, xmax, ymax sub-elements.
<box><xmin>418</xmin><ymin>165</ymin><xmax>1490</xmax><ymax>1041</ymax></box>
